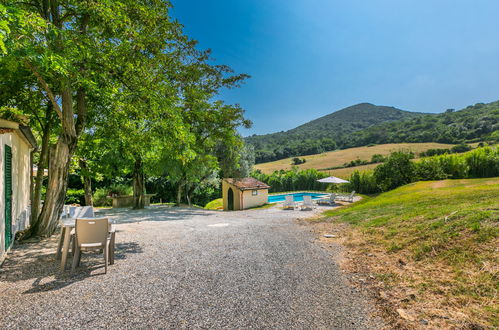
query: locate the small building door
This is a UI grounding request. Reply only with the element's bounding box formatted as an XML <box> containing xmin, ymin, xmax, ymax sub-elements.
<box><xmin>4</xmin><ymin>145</ymin><xmax>12</xmax><ymax>250</ymax></box>
<box><xmin>227</xmin><ymin>187</ymin><xmax>234</xmax><ymax>210</ymax></box>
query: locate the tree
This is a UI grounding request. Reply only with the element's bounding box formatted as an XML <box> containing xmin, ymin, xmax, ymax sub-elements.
<box><xmin>1</xmin><ymin>0</ymin><xmax>193</xmax><ymax>235</ymax></box>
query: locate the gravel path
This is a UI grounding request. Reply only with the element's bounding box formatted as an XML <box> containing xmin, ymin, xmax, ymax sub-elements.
<box><xmin>0</xmin><ymin>205</ymin><xmax>382</xmax><ymax>329</ymax></box>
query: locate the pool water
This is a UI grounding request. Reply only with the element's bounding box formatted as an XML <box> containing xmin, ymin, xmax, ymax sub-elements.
<box><xmin>268</xmin><ymin>192</ymin><xmax>329</xmax><ymax>203</ymax></box>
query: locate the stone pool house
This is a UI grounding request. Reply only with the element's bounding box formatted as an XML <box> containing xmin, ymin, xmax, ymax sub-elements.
<box><xmin>222</xmin><ymin>178</ymin><xmax>270</xmax><ymax>211</ymax></box>
<box><xmin>0</xmin><ymin>117</ymin><xmax>37</xmax><ymax>261</ymax></box>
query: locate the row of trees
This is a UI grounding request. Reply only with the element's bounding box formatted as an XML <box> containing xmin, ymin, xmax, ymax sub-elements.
<box><xmin>251</xmin><ymin>169</ymin><xmax>329</xmax><ymax>193</ymax></box>
<box><xmin>348</xmin><ymin>147</ymin><xmax>498</xmax><ymax>194</ymax></box>
<box><xmin>0</xmin><ymin>1</ymin><xmax>251</xmax><ymax>237</ymax></box>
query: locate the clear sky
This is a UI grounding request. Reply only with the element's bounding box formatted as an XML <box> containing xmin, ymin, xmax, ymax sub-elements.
<box><xmin>171</xmin><ymin>0</ymin><xmax>499</xmax><ymax>136</ymax></box>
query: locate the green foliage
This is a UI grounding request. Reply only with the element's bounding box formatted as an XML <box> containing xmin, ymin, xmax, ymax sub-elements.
<box><xmin>347</xmin><ymin>171</ymin><xmax>378</xmax><ymax>194</ymax></box>
<box><xmin>204</xmin><ymin>198</ymin><xmax>223</xmax><ymax>210</ymax></box>
<box><xmin>322</xmin><ymin>178</ymin><xmax>499</xmax><ymax>326</ymax></box>
<box><xmin>351</xmin><ymin>102</ymin><xmax>499</xmax><ymax>147</ymax></box>
<box><xmin>93</xmin><ymin>188</ymin><xmax>112</xmax><ymax>207</ymax></box>
<box><xmin>248</xmin><ymin>101</ymin><xmax>498</xmax><ymax>163</ymax></box>
<box><xmin>251</xmin><ymin>168</ymin><xmax>328</xmax><ymax>193</ymax></box>
<box><xmin>92</xmin><ymin>184</ymin><xmax>132</xmax><ymax>207</ymax></box>
<box><xmin>247</xmin><ymin>103</ymin><xmax>420</xmax><ymax>163</ymax></box>
<box><xmin>374</xmin><ymin>151</ymin><xmax>415</xmax><ymax>191</ymax></box>
<box><xmin>348</xmin><ymin>147</ymin><xmax>498</xmax><ymax>194</ymax></box>
<box><xmin>65</xmin><ymin>189</ymin><xmax>85</xmax><ymax>205</ymax></box>
<box><xmin>291</xmin><ymin>157</ymin><xmax>306</xmax><ymax>165</ymax></box>
<box><xmin>0</xmin><ymin>106</ymin><xmax>28</xmax><ymax>124</ymax></box>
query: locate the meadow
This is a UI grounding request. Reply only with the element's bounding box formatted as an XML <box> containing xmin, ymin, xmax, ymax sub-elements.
<box><xmin>318</xmin><ymin>178</ymin><xmax>499</xmax><ymax>327</ymax></box>
<box><xmin>254</xmin><ymin>143</ymin><xmax>458</xmax><ymax>174</ymax></box>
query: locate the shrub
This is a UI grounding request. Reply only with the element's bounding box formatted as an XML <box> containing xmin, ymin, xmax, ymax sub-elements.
<box><xmin>347</xmin><ymin>170</ymin><xmax>379</xmax><ymax>194</ymax></box>
<box><xmin>374</xmin><ymin>151</ymin><xmax>415</xmax><ymax>191</ymax></box>
<box><xmin>65</xmin><ymin>189</ymin><xmax>85</xmax><ymax>205</ymax></box>
<box><xmin>93</xmin><ymin>188</ymin><xmax>112</xmax><ymax>207</ymax></box>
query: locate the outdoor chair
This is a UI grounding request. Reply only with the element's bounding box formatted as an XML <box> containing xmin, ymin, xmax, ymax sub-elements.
<box><xmin>336</xmin><ymin>191</ymin><xmax>355</xmax><ymax>203</ymax></box>
<box><xmin>283</xmin><ymin>195</ymin><xmax>297</xmax><ymax>209</ymax></box>
<box><xmin>71</xmin><ymin>217</ymin><xmax>113</xmax><ymax>274</ymax></box>
<box><xmin>301</xmin><ymin>195</ymin><xmax>316</xmax><ymax>210</ymax></box>
<box><xmin>317</xmin><ymin>193</ymin><xmax>337</xmax><ymax>206</ymax></box>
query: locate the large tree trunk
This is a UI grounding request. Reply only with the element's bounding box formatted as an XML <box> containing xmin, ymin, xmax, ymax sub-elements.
<box><xmin>185</xmin><ymin>183</ymin><xmax>196</xmax><ymax>206</ymax></box>
<box><xmin>37</xmin><ymin>86</ymin><xmax>83</xmax><ymax>237</ymax></box>
<box><xmin>79</xmin><ymin>159</ymin><xmax>93</xmax><ymax>206</ymax></box>
<box><xmin>176</xmin><ymin>180</ymin><xmax>184</xmax><ymax>206</ymax></box>
<box><xmin>29</xmin><ymin>113</ymin><xmax>52</xmax><ymax>235</ymax></box>
<box><xmin>132</xmin><ymin>158</ymin><xmax>145</xmax><ymax>209</ymax></box>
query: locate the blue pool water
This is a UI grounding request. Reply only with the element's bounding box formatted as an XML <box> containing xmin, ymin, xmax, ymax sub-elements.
<box><xmin>268</xmin><ymin>192</ymin><xmax>329</xmax><ymax>203</ymax></box>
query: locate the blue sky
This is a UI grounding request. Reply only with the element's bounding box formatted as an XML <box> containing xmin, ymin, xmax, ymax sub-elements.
<box><xmin>171</xmin><ymin>0</ymin><xmax>499</xmax><ymax>136</ymax></box>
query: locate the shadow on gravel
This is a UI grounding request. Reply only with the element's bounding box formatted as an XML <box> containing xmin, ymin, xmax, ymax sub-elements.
<box><xmin>0</xmin><ymin>236</ymin><xmax>142</xmax><ymax>294</ymax></box>
<box><xmin>96</xmin><ymin>205</ymin><xmax>214</xmax><ymax>224</ymax></box>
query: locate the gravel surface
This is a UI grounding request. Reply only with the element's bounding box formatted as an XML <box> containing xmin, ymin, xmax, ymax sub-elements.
<box><xmin>0</xmin><ymin>205</ymin><xmax>382</xmax><ymax>329</ymax></box>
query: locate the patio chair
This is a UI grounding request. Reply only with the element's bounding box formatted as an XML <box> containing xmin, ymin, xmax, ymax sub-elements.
<box><xmin>283</xmin><ymin>195</ymin><xmax>297</xmax><ymax>209</ymax></box>
<box><xmin>301</xmin><ymin>195</ymin><xmax>316</xmax><ymax>210</ymax></box>
<box><xmin>337</xmin><ymin>191</ymin><xmax>356</xmax><ymax>203</ymax></box>
<box><xmin>71</xmin><ymin>217</ymin><xmax>112</xmax><ymax>274</ymax></box>
<box><xmin>317</xmin><ymin>193</ymin><xmax>337</xmax><ymax>206</ymax></box>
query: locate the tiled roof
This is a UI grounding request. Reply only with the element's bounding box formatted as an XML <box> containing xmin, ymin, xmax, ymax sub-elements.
<box><xmin>225</xmin><ymin>178</ymin><xmax>271</xmax><ymax>191</ymax></box>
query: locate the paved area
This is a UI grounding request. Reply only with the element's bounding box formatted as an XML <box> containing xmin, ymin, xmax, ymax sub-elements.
<box><xmin>0</xmin><ymin>205</ymin><xmax>382</xmax><ymax>329</ymax></box>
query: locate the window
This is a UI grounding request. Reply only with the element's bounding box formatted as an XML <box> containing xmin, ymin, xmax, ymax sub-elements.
<box><xmin>252</xmin><ymin>190</ymin><xmax>258</xmax><ymax>196</ymax></box>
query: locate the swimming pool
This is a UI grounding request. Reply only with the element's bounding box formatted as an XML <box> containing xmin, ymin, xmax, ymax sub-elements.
<box><xmin>268</xmin><ymin>192</ymin><xmax>329</xmax><ymax>203</ymax></box>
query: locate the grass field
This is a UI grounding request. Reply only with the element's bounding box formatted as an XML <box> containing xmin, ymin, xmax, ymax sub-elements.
<box><xmin>316</xmin><ymin>178</ymin><xmax>499</xmax><ymax>327</ymax></box>
<box><xmin>254</xmin><ymin>143</ymin><xmax>459</xmax><ymax>174</ymax></box>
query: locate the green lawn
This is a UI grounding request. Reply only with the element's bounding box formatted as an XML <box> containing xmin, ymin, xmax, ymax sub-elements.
<box><xmin>322</xmin><ymin>178</ymin><xmax>499</xmax><ymax>327</ymax></box>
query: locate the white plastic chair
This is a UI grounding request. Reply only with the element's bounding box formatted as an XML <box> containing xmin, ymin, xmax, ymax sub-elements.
<box><xmin>71</xmin><ymin>217</ymin><xmax>112</xmax><ymax>274</ymax></box>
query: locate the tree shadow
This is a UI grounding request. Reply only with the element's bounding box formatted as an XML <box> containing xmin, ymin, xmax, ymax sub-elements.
<box><xmin>95</xmin><ymin>205</ymin><xmax>215</xmax><ymax>224</ymax></box>
<box><xmin>0</xmin><ymin>236</ymin><xmax>142</xmax><ymax>294</ymax></box>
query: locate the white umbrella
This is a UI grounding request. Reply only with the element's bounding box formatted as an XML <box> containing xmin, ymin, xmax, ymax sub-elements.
<box><xmin>317</xmin><ymin>176</ymin><xmax>349</xmax><ymax>184</ymax></box>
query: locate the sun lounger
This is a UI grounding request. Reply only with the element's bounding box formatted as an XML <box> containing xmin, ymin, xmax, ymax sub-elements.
<box><xmin>283</xmin><ymin>195</ymin><xmax>297</xmax><ymax>209</ymax></box>
<box><xmin>317</xmin><ymin>193</ymin><xmax>337</xmax><ymax>206</ymax></box>
<box><xmin>336</xmin><ymin>191</ymin><xmax>355</xmax><ymax>203</ymax></box>
<box><xmin>301</xmin><ymin>195</ymin><xmax>316</xmax><ymax>210</ymax></box>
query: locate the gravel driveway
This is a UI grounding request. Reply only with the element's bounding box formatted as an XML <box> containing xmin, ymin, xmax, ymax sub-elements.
<box><xmin>0</xmin><ymin>205</ymin><xmax>382</xmax><ymax>329</ymax></box>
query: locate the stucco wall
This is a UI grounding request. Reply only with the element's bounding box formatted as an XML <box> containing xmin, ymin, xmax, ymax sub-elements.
<box><xmin>241</xmin><ymin>189</ymin><xmax>268</xmax><ymax>209</ymax></box>
<box><xmin>222</xmin><ymin>180</ymin><xmax>268</xmax><ymax>210</ymax></box>
<box><xmin>222</xmin><ymin>181</ymin><xmax>242</xmax><ymax>211</ymax></box>
<box><xmin>0</xmin><ymin>125</ymin><xmax>32</xmax><ymax>258</ymax></box>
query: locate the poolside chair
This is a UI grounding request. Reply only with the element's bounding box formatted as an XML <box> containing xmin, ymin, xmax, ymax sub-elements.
<box><xmin>283</xmin><ymin>195</ymin><xmax>297</xmax><ymax>209</ymax></box>
<box><xmin>317</xmin><ymin>193</ymin><xmax>337</xmax><ymax>206</ymax></box>
<box><xmin>301</xmin><ymin>195</ymin><xmax>316</xmax><ymax>210</ymax></box>
<box><xmin>337</xmin><ymin>191</ymin><xmax>356</xmax><ymax>203</ymax></box>
<box><xmin>71</xmin><ymin>217</ymin><xmax>113</xmax><ymax>274</ymax></box>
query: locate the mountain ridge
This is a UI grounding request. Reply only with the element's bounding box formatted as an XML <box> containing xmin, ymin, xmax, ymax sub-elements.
<box><xmin>246</xmin><ymin>103</ymin><xmax>427</xmax><ymax>163</ymax></box>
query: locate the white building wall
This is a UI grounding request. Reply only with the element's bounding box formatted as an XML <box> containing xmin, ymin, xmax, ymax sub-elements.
<box><xmin>0</xmin><ymin>126</ymin><xmax>32</xmax><ymax>259</ymax></box>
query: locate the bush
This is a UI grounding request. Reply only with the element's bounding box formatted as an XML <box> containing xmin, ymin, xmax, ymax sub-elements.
<box><xmin>65</xmin><ymin>189</ymin><xmax>85</xmax><ymax>205</ymax></box>
<box><xmin>93</xmin><ymin>188</ymin><xmax>112</xmax><ymax>207</ymax></box>
<box><xmin>347</xmin><ymin>170</ymin><xmax>379</xmax><ymax>194</ymax></box>
<box><xmin>450</xmin><ymin>143</ymin><xmax>472</xmax><ymax>153</ymax></box>
<box><xmin>374</xmin><ymin>151</ymin><xmax>415</xmax><ymax>191</ymax></box>
<box><xmin>251</xmin><ymin>168</ymin><xmax>328</xmax><ymax>193</ymax></box>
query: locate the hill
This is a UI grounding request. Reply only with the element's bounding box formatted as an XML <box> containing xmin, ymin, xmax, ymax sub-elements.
<box><xmin>317</xmin><ymin>178</ymin><xmax>499</xmax><ymax>328</ymax></box>
<box><xmin>348</xmin><ymin>101</ymin><xmax>499</xmax><ymax>148</ymax></box>
<box><xmin>254</xmin><ymin>142</ymin><xmax>457</xmax><ymax>175</ymax></box>
<box><xmin>246</xmin><ymin>103</ymin><xmax>426</xmax><ymax>163</ymax></box>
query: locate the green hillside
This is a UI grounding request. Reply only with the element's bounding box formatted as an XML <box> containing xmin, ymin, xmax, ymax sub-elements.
<box><xmin>349</xmin><ymin>101</ymin><xmax>499</xmax><ymax>148</ymax></box>
<box><xmin>320</xmin><ymin>178</ymin><xmax>499</xmax><ymax>327</ymax></box>
<box><xmin>246</xmin><ymin>103</ymin><xmax>426</xmax><ymax>163</ymax></box>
